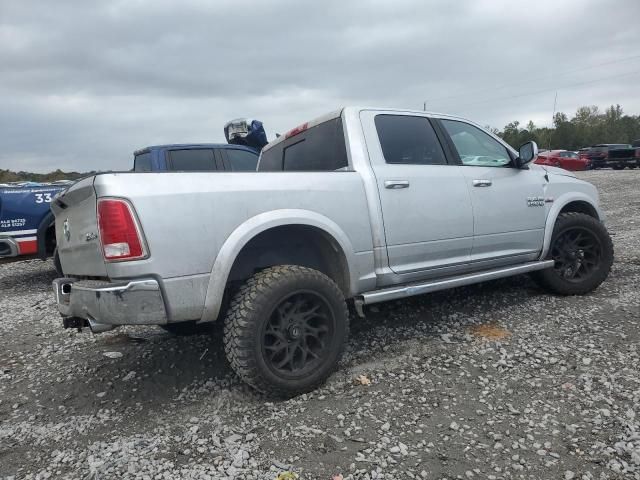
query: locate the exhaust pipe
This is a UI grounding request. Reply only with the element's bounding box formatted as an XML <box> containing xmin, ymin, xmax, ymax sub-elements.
<box><xmin>88</xmin><ymin>318</ymin><xmax>115</xmax><ymax>333</ymax></box>
<box><xmin>0</xmin><ymin>238</ymin><xmax>19</xmax><ymax>258</ymax></box>
<box><xmin>62</xmin><ymin>316</ymin><xmax>115</xmax><ymax>333</ymax></box>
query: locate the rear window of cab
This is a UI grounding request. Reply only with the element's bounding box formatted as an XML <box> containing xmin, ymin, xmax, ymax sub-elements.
<box><xmin>259</xmin><ymin>118</ymin><xmax>349</xmax><ymax>172</ymax></box>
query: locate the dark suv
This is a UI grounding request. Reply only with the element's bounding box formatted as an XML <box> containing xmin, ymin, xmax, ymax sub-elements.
<box><xmin>588</xmin><ymin>144</ymin><xmax>637</xmax><ymax>170</ymax></box>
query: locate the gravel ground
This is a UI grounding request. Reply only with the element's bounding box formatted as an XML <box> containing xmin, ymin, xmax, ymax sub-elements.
<box><xmin>1</xmin><ymin>169</ymin><xmax>639</xmax><ymax>480</ymax></box>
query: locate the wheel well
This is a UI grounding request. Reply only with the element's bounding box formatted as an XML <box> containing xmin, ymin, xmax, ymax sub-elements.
<box><xmin>559</xmin><ymin>201</ymin><xmax>599</xmax><ymax>220</ymax></box>
<box><xmin>227</xmin><ymin>225</ymin><xmax>351</xmax><ymax>296</ymax></box>
<box><xmin>45</xmin><ymin>225</ymin><xmax>56</xmax><ymax>254</ymax></box>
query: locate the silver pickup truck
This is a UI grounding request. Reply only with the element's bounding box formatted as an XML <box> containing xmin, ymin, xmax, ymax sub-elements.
<box><xmin>51</xmin><ymin>107</ymin><xmax>613</xmax><ymax>397</ymax></box>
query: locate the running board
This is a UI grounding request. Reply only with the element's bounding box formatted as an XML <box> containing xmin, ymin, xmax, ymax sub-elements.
<box><xmin>359</xmin><ymin>260</ymin><xmax>554</xmax><ymax>307</ymax></box>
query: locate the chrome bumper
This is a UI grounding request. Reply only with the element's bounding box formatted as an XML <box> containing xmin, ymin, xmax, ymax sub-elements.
<box><xmin>52</xmin><ymin>277</ymin><xmax>168</xmax><ymax>328</ymax></box>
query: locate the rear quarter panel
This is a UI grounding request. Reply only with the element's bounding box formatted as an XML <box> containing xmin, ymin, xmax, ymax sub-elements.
<box><xmin>93</xmin><ymin>172</ymin><xmax>375</xmax><ymax>284</ymax></box>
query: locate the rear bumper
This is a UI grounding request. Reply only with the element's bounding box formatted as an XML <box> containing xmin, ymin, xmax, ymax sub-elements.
<box><xmin>52</xmin><ymin>277</ymin><xmax>168</xmax><ymax>329</ymax></box>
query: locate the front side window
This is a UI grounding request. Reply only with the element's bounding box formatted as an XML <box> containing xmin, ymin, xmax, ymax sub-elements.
<box><xmin>226</xmin><ymin>149</ymin><xmax>258</xmax><ymax>171</ymax></box>
<box><xmin>168</xmin><ymin>149</ymin><xmax>216</xmax><ymax>171</ymax></box>
<box><xmin>441</xmin><ymin>120</ymin><xmax>511</xmax><ymax>167</ymax></box>
<box><xmin>374</xmin><ymin>115</ymin><xmax>447</xmax><ymax>165</ymax></box>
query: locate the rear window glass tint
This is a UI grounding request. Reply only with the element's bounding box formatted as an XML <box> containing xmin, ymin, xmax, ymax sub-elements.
<box><xmin>226</xmin><ymin>149</ymin><xmax>258</xmax><ymax>171</ymax></box>
<box><xmin>259</xmin><ymin>117</ymin><xmax>348</xmax><ymax>171</ymax></box>
<box><xmin>374</xmin><ymin>115</ymin><xmax>447</xmax><ymax>165</ymax></box>
<box><xmin>168</xmin><ymin>149</ymin><xmax>216</xmax><ymax>171</ymax></box>
<box><xmin>134</xmin><ymin>152</ymin><xmax>152</xmax><ymax>171</ymax></box>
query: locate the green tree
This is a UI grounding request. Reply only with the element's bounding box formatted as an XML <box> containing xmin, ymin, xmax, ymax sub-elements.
<box><xmin>497</xmin><ymin>104</ymin><xmax>640</xmax><ymax>150</ymax></box>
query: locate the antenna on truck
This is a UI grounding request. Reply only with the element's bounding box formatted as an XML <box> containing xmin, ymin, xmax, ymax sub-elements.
<box><xmin>548</xmin><ymin>91</ymin><xmax>558</xmax><ymax>151</ymax></box>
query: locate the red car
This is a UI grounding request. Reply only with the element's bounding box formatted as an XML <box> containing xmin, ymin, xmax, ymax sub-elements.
<box><xmin>535</xmin><ymin>150</ymin><xmax>591</xmax><ymax>171</ymax></box>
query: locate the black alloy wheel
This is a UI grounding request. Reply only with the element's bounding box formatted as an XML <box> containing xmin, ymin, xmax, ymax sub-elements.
<box><xmin>224</xmin><ymin>265</ymin><xmax>348</xmax><ymax>397</ymax></box>
<box><xmin>262</xmin><ymin>291</ymin><xmax>335</xmax><ymax>379</ymax></box>
<box><xmin>550</xmin><ymin>226</ymin><xmax>602</xmax><ymax>283</ymax></box>
<box><xmin>531</xmin><ymin>212</ymin><xmax>613</xmax><ymax>295</ymax></box>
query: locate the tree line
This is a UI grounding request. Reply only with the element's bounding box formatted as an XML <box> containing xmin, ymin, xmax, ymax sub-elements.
<box><xmin>495</xmin><ymin>104</ymin><xmax>640</xmax><ymax>151</ymax></box>
<box><xmin>0</xmin><ymin>168</ymin><xmax>92</xmax><ymax>184</ymax></box>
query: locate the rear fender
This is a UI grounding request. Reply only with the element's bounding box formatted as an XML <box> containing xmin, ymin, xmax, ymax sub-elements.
<box><xmin>200</xmin><ymin>209</ymin><xmax>357</xmax><ymax>322</ymax></box>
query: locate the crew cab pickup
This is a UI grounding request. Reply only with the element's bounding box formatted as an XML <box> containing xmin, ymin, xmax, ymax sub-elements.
<box><xmin>51</xmin><ymin>107</ymin><xmax>613</xmax><ymax>397</ymax></box>
<box><xmin>133</xmin><ymin>118</ymin><xmax>266</xmax><ymax>172</ymax></box>
<box><xmin>133</xmin><ymin>143</ymin><xmax>259</xmax><ymax>173</ymax></box>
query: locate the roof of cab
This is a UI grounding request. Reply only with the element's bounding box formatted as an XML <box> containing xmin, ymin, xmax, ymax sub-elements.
<box><xmin>262</xmin><ymin>106</ymin><xmax>477</xmax><ymax>152</ymax></box>
<box><xmin>133</xmin><ymin>143</ymin><xmax>257</xmax><ymax>156</ymax></box>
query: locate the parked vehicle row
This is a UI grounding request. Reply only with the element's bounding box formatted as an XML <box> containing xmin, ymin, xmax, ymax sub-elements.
<box><xmin>536</xmin><ymin>143</ymin><xmax>640</xmax><ymax>171</ymax></box>
<box><xmin>50</xmin><ymin>107</ymin><xmax>614</xmax><ymax>398</ymax></box>
<box><xmin>586</xmin><ymin>143</ymin><xmax>639</xmax><ymax>170</ymax></box>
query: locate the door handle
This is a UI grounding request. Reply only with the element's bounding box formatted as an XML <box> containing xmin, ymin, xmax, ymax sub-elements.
<box><xmin>384</xmin><ymin>180</ymin><xmax>410</xmax><ymax>189</ymax></box>
<box><xmin>472</xmin><ymin>179</ymin><xmax>492</xmax><ymax>187</ymax></box>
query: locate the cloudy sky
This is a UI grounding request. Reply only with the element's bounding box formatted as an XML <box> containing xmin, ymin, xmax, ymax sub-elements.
<box><xmin>2</xmin><ymin>0</ymin><xmax>639</xmax><ymax>172</ymax></box>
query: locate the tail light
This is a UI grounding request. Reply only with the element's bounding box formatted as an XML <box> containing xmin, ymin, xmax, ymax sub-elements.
<box><xmin>285</xmin><ymin>122</ymin><xmax>309</xmax><ymax>139</ymax></box>
<box><xmin>97</xmin><ymin>199</ymin><xmax>147</xmax><ymax>261</ymax></box>
<box><xmin>635</xmin><ymin>149</ymin><xmax>640</xmax><ymax>158</ymax></box>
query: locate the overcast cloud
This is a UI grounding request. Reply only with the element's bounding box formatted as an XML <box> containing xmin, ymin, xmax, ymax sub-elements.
<box><xmin>1</xmin><ymin>0</ymin><xmax>639</xmax><ymax>172</ymax></box>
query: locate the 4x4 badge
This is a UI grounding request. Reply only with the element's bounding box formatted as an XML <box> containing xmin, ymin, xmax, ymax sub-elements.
<box><xmin>63</xmin><ymin>218</ymin><xmax>71</xmax><ymax>241</ymax></box>
<box><xmin>527</xmin><ymin>196</ymin><xmax>545</xmax><ymax>207</ymax></box>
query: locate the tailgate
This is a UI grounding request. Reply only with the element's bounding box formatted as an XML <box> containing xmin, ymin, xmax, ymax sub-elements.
<box><xmin>51</xmin><ymin>176</ymin><xmax>107</xmax><ymax>277</ymax></box>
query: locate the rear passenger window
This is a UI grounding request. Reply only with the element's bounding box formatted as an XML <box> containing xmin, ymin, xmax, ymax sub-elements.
<box><xmin>375</xmin><ymin>115</ymin><xmax>447</xmax><ymax>165</ymax></box>
<box><xmin>226</xmin><ymin>149</ymin><xmax>258</xmax><ymax>171</ymax></box>
<box><xmin>134</xmin><ymin>152</ymin><xmax>152</xmax><ymax>172</ymax></box>
<box><xmin>168</xmin><ymin>149</ymin><xmax>216</xmax><ymax>171</ymax></box>
<box><xmin>259</xmin><ymin>117</ymin><xmax>348</xmax><ymax>171</ymax></box>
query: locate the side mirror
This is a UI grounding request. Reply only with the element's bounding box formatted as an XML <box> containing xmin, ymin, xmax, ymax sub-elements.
<box><xmin>516</xmin><ymin>141</ymin><xmax>538</xmax><ymax>167</ymax></box>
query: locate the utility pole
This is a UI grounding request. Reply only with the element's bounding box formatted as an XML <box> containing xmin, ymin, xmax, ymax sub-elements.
<box><xmin>423</xmin><ymin>101</ymin><xmax>427</xmax><ymax>111</ymax></box>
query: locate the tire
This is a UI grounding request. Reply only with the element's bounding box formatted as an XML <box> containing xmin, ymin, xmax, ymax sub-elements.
<box><xmin>612</xmin><ymin>165</ymin><xmax>624</xmax><ymax>170</ymax></box>
<box><xmin>160</xmin><ymin>321</ymin><xmax>213</xmax><ymax>336</ymax></box>
<box><xmin>532</xmin><ymin>212</ymin><xmax>613</xmax><ymax>295</ymax></box>
<box><xmin>224</xmin><ymin>265</ymin><xmax>348</xmax><ymax>398</ymax></box>
<box><xmin>53</xmin><ymin>248</ymin><xmax>63</xmax><ymax>276</ymax></box>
